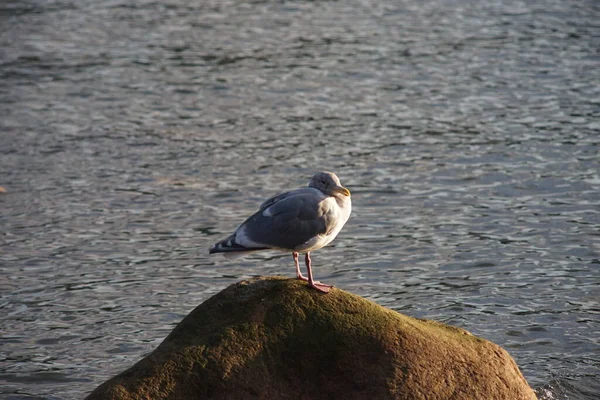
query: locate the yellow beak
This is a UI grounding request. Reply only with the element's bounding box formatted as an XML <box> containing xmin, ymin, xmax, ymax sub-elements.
<box><xmin>333</xmin><ymin>186</ymin><xmax>351</xmax><ymax>197</ymax></box>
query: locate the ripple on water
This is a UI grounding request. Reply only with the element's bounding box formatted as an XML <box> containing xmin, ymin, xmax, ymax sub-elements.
<box><xmin>1</xmin><ymin>0</ymin><xmax>599</xmax><ymax>398</ymax></box>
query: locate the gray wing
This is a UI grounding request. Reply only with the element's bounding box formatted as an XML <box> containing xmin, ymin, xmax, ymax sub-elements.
<box><xmin>240</xmin><ymin>189</ymin><xmax>337</xmax><ymax>250</ymax></box>
<box><xmin>257</xmin><ymin>188</ymin><xmax>307</xmax><ymax>212</ymax></box>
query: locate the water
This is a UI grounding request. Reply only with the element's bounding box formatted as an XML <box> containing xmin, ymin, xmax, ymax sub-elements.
<box><xmin>1</xmin><ymin>0</ymin><xmax>599</xmax><ymax>398</ymax></box>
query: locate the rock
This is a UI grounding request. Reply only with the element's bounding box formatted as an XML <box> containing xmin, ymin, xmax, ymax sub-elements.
<box><xmin>86</xmin><ymin>277</ymin><xmax>537</xmax><ymax>400</ymax></box>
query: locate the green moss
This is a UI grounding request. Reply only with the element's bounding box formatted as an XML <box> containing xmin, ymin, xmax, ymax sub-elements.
<box><xmin>86</xmin><ymin>276</ymin><xmax>537</xmax><ymax>400</ymax></box>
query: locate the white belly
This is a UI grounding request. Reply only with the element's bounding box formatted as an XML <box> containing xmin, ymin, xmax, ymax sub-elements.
<box><xmin>294</xmin><ymin>196</ymin><xmax>351</xmax><ymax>253</ymax></box>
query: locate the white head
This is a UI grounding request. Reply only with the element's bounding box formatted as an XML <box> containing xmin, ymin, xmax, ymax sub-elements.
<box><xmin>309</xmin><ymin>171</ymin><xmax>351</xmax><ymax>198</ymax></box>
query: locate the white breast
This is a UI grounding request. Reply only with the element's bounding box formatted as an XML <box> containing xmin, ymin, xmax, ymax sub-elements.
<box><xmin>295</xmin><ymin>196</ymin><xmax>351</xmax><ymax>253</ymax></box>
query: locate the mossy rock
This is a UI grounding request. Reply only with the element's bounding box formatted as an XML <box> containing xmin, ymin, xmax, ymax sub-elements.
<box><xmin>86</xmin><ymin>276</ymin><xmax>537</xmax><ymax>400</ymax></box>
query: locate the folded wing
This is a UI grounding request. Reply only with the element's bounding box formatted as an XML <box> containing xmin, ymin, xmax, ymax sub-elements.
<box><xmin>238</xmin><ymin>188</ymin><xmax>338</xmax><ymax>250</ymax></box>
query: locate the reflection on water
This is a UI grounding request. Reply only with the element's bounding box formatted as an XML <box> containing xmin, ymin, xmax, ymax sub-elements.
<box><xmin>1</xmin><ymin>0</ymin><xmax>599</xmax><ymax>398</ymax></box>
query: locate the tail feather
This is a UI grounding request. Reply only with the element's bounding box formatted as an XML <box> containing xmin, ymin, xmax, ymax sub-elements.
<box><xmin>209</xmin><ymin>234</ymin><xmax>268</xmax><ymax>255</ymax></box>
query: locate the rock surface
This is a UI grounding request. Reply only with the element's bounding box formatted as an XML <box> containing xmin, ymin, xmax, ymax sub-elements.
<box><xmin>86</xmin><ymin>277</ymin><xmax>537</xmax><ymax>400</ymax></box>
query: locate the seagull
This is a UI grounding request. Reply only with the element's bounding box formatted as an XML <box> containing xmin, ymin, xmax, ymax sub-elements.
<box><xmin>209</xmin><ymin>171</ymin><xmax>351</xmax><ymax>293</ymax></box>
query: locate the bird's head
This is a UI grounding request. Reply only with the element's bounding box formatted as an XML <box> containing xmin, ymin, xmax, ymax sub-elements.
<box><xmin>309</xmin><ymin>171</ymin><xmax>351</xmax><ymax>198</ymax></box>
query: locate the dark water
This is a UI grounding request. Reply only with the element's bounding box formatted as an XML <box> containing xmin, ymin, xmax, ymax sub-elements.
<box><xmin>1</xmin><ymin>0</ymin><xmax>599</xmax><ymax>398</ymax></box>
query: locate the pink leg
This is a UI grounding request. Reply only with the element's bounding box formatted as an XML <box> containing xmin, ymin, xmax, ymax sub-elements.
<box><xmin>293</xmin><ymin>252</ymin><xmax>308</xmax><ymax>281</ymax></box>
<box><xmin>304</xmin><ymin>252</ymin><xmax>332</xmax><ymax>293</ymax></box>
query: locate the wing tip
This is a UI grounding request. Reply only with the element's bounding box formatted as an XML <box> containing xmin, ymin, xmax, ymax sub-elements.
<box><xmin>209</xmin><ymin>237</ymin><xmax>261</xmax><ymax>254</ymax></box>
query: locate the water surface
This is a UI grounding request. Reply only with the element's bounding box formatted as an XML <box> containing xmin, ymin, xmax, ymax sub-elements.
<box><xmin>1</xmin><ymin>0</ymin><xmax>599</xmax><ymax>398</ymax></box>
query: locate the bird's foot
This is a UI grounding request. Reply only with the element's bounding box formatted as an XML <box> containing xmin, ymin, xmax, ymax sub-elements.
<box><xmin>296</xmin><ymin>274</ymin><xmax>309</xmax><ymax>282</ymax></box>
<box><xmin>308</xmin><ymin>281</ymin><xmax>333</xmax><ymax>293</ymax></box>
